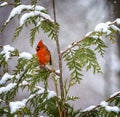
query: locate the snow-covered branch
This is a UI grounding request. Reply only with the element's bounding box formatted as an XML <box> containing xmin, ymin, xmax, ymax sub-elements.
<box><xmin>61</xmin><ymin>18</ymin><xmax>120</xmax><ymax>56</ymax></box>
<box><xmin>82</xmin><ymin>91</ymin><xmax>120</xmax><ymax>116</ymax></box>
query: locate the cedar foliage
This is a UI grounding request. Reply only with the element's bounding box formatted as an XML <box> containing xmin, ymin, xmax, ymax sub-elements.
<box><xmin>0</xmin><ymin>0</ymin><xmax>120</xmax><ymax>117</ymax></box>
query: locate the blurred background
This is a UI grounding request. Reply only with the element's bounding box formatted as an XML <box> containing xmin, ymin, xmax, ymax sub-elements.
<box><xmin>0</xmin><ymin>0</ymin><xmax>120</xmax><ymax>110</ymax></box>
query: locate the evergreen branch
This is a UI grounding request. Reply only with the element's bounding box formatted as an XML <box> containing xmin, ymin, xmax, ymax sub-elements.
<box><xmin>80</xmin><ymin>92</ymin><xmax>120</xmax><ymax>117</ymax></box>
<box><xmin>61</xmin><ymin>20</ymin><xmax>120</xmax><ymax>56</ymax></box>
<box><xmin>13</xmin><ymin>26</ymin><xmax>23</xmax><ymax>41</ymax></box>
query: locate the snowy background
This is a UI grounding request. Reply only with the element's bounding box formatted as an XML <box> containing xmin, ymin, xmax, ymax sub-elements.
<box><xmin>0</xmin><ymin>0</ymin><xmax>120</xmax><ymax>110</ymax></box>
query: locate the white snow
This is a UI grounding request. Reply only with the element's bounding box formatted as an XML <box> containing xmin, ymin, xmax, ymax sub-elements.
<box><xmin>115</xmin><ymin>18</ymin><xmax>120</xmax><ymax>25</ymax></box>
<box><xmin>36</xmin><ymin>18</ymin><xmax>44</xmax><ymax>27</ymax></box>
<box><xmin>110</xmin><ymin>91</ymin><xmax>120</xmax><ymax>98</ymax></box>
<box><xmin>20</xmin><ymin>81</ymin><xmax>29</xmax><ymax>86</ymax></box>
<box><xmin>56</xmin><ymin>69</ymin><xmax>60</xmax><ymax>74</ymax></box>
<box><xmin>95</xmin><ymin>23</ymin><xmax>111</xmax><ymax>35</ymax></box>
<box><xmin>105</xmin><ymin>106</ymin><xmax>120</xmax><ymax>113</ymax></box>
<box><xmin>19</xmin><ymin>52</ymin><xmax>32</xmax><ymax>60</ymax></box>
<box><xmin>110</xmin><ymin>25</ymin><xmax>120</xmax><ymax>32</ymax></box>
<box><xmin>85</xmin><ymin>31</ymin><xmax>92</xmax><ymax>37</ymax></box>
<box><xmin>8</xmin><ymin>86</ymin><xmax>56</xmax><ymax>113</ymax></box>
<box><xmin>68</xmin><ymin>44</ymin><xmax>72</xmax><ymax>48</ymax></box>
<box><xmin>20</xmin><ymin>11</ymin><xmax>53</xmax><ymax>26</ymax></box>
<box><xmin>37</xmin><ymin>88</ymin><xmax>45</xmax><ymax>95</ymax></box>
<box><xmin>1</xmin><ymin>45</ymin><xmax>15</xmax><ymax>61</ymax></box>
<box><xmin>0</xmin><ymin>2</ymin><xmax>8</xmax><ymax>7</ymax></box>
<box><xmin>83</xmin><ymin>105</ymin><xmax>95</xmax><ymax>112</ymax></box>
<box><xmin>91</xmin><ymin>35</ymin><xmax>99</xmax><ymax>39</ymax></box>
<box><xmin>9</xmin><ymin>100</ymin><xmax>26</xmax><ymax>113</ymax></box>
<box><xmin>0</xmin><ymin>83</ymin><xmax>16</xmax><ymax>94</ymax></box>
<box><xmin>100</xmin><ymin>100</ymin><xmax>120</xmax><ymax>113</ymax></box>
<box><xmin>47</xmin><ymin>91</ymin><xmax>56</xmax><ymax>99</ymax></box>
<box><xmin>100</xmin><ymin>101</ymin><xmax>108</xmax><ymax>107</ymax></box>
<box><xmin>5</xmin><ymin>5</ymin><xmax>45</xmax><ymax>24</ymax></box>
<box><xmin>0</xmin><ymin>73</ymin><xmax>14</xmax><ymax>85</ymax></box>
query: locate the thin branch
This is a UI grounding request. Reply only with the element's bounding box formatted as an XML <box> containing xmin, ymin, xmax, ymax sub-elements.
<box><xmin>60</xmin><ymin>21</ymin><xmax>118</xmax><ymax>56</ymax></box>
<box><xmin>81</xmin><ymin>92</ymin><xmax>120</xmax><ymax>117</ymax></box>
<box><xmin>61</xmin><ymin>32</ymin><xmax>93</xmax><ymax>56</ymax></box>
<box><xmin>44</xmin><ymin>66</ymin><xmax>60</xmax><ymax>76</ymax></box>
<box><xmin>52</xmin><ymin>0</ymin><xmax>64</xmax><ymax>100</ymax></box>
<box><xmin>52</xmin><ymin>0</ymin><xmax>65</xmax><ymax>116</ymax></box>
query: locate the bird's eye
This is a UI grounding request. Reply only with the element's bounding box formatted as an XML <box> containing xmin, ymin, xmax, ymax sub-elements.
<box><xmin>36</xmin><ymin>46</ymin><xmax>40</xmax><ymax>51</ymax></box>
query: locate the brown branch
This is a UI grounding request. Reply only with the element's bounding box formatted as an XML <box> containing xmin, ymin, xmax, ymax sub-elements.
<box><xmin>61</xmin><ymin>32</ymin><xmax>93</xmax><ymax>56</ymax></box>
<box><xmin>52</xmin><ymin>0</ymin><xmax>65</xmax><ymax>116</ymax></box>
<box><xmin>52</xmin><ymin>0</ymin><xmax>64</xmax><ymax>101</ymax></box>
<box><xmin>44</xmin><ymin>66</ymin><xmax>60</xmax><ymax>76</ymax></box>
<box><xmin>60</xmin><ymin>20</ymin><xmax>119</xmax><ymax>56</ymax></box>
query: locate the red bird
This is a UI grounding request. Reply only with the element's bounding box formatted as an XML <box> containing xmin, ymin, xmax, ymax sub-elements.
<box><xmin>35</xmin><ymin>40</ymin><xmax>52</xmax><ymax>67</ymax></box>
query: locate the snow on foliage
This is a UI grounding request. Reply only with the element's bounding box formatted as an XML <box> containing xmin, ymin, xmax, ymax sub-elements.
<box><xmin>9</xmin><ymin>99</ymin><xmax>27</xmax><ymax>113</ymax></box>
<box><xmin>9</xmin><ymin>86</ymin><xmax>56</xmax><ymax>113</ymax></box>
<box><xmin>19</xmin><ymin>52</ymin><xmax>32</xmax><ymax>60</ymax></box>
<box><xmin>47</xmin><ymin>91</ymin><xmax>56</xmax><ymax>99</ymax></box>
<box><xmin>100</xmin><ymin>101</ymin><xmax>108</xmax><ymax>107</ymax></box>
<box><xmin>83</xmin><ymin>105</ymin><xmax>95</xmax><ymax>112</ymax></box>
<box><xmin>115</xmin><ymin>18</ymin><xmax>120</xmax><ymax>25</ymax></box>
<box><xmin>110</xmin><ymin>91</ymin><xmax>120</xmax><ymax>98</ymax></box>
<box><xmin>0</xmin><ymin>73</ymin><xmax>14</xmax><ymax>85</ymax></box>
<box><xmin>110</xmin><ymin>25</ymin><xmax>120</xmax><ymax>32</ymax></box>
<box><xmin>5</xmin><ymin>5</ymin><xmax>45</xmax><ymax>24</ymax></box>
<box><xmin>1</xmin><ymin>45</ymin><xmax>15</xmax><ymax>61</ymax></box>
<box><xmin>105</xmin><ymin>106</ymin><xmax>120</xmax><ymax>113</ymax></box>
<box><xmin>0</xmin><ymin>83</ymin><xmax>16</xmax><ymax>94</ymax></box>
<box><xmin>94</xmin><ymin>19</ymin><xmax>120</xmax><ymax>35</ymax></box>
<box><xmin>0</xmin><ymin>2</ymin><xmax>8</xmax><ymax>7</ymax></box>
<box><xmin>95</xmin><ymin>23</ymin><xmax>111</xmax><ymax>35</ymax></box>
<box><xmin>20</xmin><ymin>11</ymin><xmax>53</xmax><ymax>26</ymax></box>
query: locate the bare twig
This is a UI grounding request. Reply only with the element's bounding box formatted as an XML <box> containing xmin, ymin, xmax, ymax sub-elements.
<box><xmin>52</xmin><ymin>0</ymin><xmax>65</xmax><ymax>116</ymax></box>
<box><xmin>45</xmin><ymin>66</ymin><xmax>60</xmax><ymax>76</ymax></box>
<box><xmin>52</xmin><ymin>0</ymin><xmax>64</xmax><ymax>101</ymax></box>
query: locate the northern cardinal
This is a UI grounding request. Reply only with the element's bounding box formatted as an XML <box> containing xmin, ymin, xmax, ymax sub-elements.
<box><xmin>36</xmin><ymin>40</ymin><xmax>52</xmax><ymax>67</ymax></box>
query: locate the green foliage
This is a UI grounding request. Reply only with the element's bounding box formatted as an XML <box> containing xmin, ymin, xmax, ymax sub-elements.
<box><xmin>63</xmin><ymin>44</ymin><xmax>102</xmax><ymax>85</ymax></box>
<box><xmin>40</xmin><ymin>20</ymin><xmax>59</xmax><ymax>40</ymax></box>
<box><xmin>1</xmin><ymin>2</ymin><xmax>59</xmax><ymax>46</ymax></box>
<box><xmin>81</xmin><ymin>36</ymin><xmax>107</xmax><ymax>57</ymax></box>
